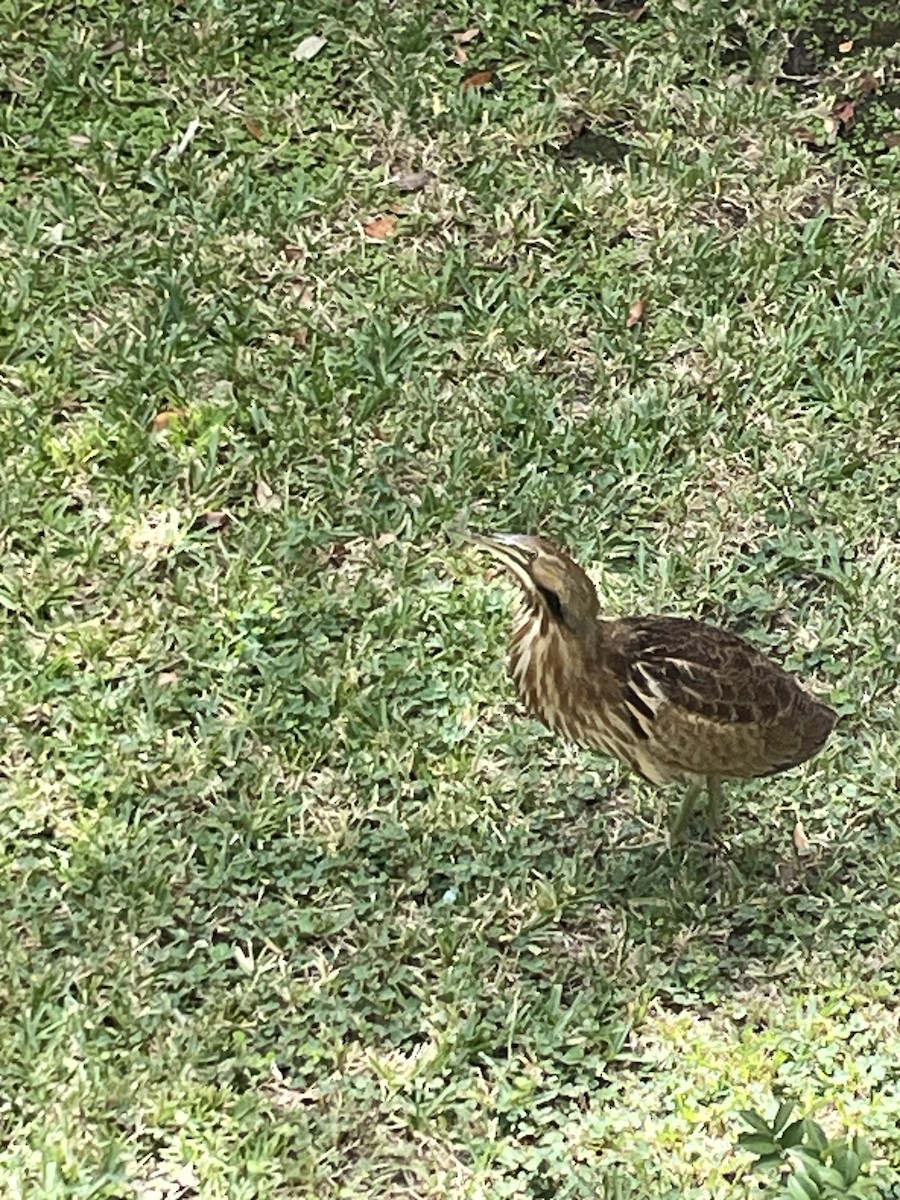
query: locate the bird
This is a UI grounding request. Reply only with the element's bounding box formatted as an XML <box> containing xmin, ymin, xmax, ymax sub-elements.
<box><xmin>463</xmin><ymin>531</ymin><xmax>837</xmax><ymax>840</ymax></box>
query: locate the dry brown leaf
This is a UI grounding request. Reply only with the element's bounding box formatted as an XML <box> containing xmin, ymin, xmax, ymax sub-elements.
<box><xmin>282</xmin><ymin>243</ymin><xmax>304</xmax><ymax>261</ymax></box>
<box><xmin>884</xmin><ymin>132</ymin><xmax>900</xmax><ymax>148</ymax></box>
<box><xmin>392</xmin><ymin>169</ymin><xmax>433</xmax><ymax>192</ymax></box>
<box><xmin>838</xmin><ymin>39</ymin><xmax>854</xmax><ymax>53</ymax></box>
<box><xmin>857</xmin><ymin>72</ymin><xmax>880</xmax><ymax>95</ymax></box>
<box><xmin>363</xmin><ymin>214</ymin><xmax>398</xmax><ymax>240</ymax></box>
<box><xmin>462</xmin><ymin>70</ymin><xmax>494</xmax><ymax>90</ymax></box>
<box><xmin>199</xmin><ymin>510</ymin><xmax>231</xmax><ymax>532</ymax></box>
<box><xmin>831</xmin><ymin>99</ymin><xmax>856</xmax><ymax>129</ymax></box>
<box><xmin>626</xmin><ymin>298</ymin><xmax>647</xmax><ymax>327</ymax></box>
<box><xmin>245</xmin><ymin>117</ymin><xmax>265</xmax><ymax>140</ymax></box>
<box><xmin>255</xmin><ymin>478</ymin><xmax>282</xmax><ymax>512</ymax></box>
<box><xmin>793</xmin><ymin>820</ymin><xmax>812</xmax><ymax>856</ymax></box>
<box><xmin>454</xmin><ymin>27</ymin><xmax>481</xmax><ymax>44</ymax></box>
<box><xmin>151</xmin><ymin>408</ymin><xmax>187</xmax><ymax>432</ymax></box>
<box><xmin>157</xmin><ymin>670</ymin><xmax>179</xmax><ymax>687</ymax></box>
<box><xmin>291</xmin><ymin>327</ymin><xmax>309</xmax><ymax>347</ymax></box>
<box><xmin>375</xmin><ymin>531</ymin><xmax>397</xmax><ymax>548</ymax></box>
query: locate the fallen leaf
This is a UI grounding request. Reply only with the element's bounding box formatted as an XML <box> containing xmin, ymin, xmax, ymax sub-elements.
<box><xmin>282</xmin><ymin>243</ymin><xmax>304</xmax><ymax>261</ymax></box>
<box><xmin>244</xmin><ymin>117</ymin><xmax>265</xmax><ymax>140</ymax></box>
<box><xmin>454</xmin><ymin>27</ymin><xmax>481</xmax><ymax>44</ymax></box>
<box><xmin>167</xmin><ymin>118</ymin><xmax>201</xmax><ymax>161</ymax></box>
<box><xmin>151</xmin><ymin>408</ymin><xmax>187</xmax><ymax>432</ymax></box>
<box><xmin>625</xmin><ymin>5</ymin><xmax>647</xmax><ymax>21</ymax></box>
<box><xmin>454</xmin><ymin>45</ymin><xmax>469</xmax><ymax>65</ymax></box>
<box><xmin>832</xmin><ymin>99</ymin><xmax>856</xmax><ymax>129</ymax></box>
<box><xmin>793</xmin><ymin>820</ymin><xmax>812</xmax><ymax>856</ymax></box>
<box><xmin>291</xmin><ymin>34</ymin><xmax>326</xmax><ymax>61</ymax></box>
<box><xmin>68</xmin><ymin>134</ymin><xmax>91</xmax><ymax>147</ymax></box>
<box><xmin>462</xmin><ymin>70</ymin><xmax>494</xmax><ymax>90</ymax></box>
<box><xmin>626</xmin><ymin>298</ymin><xmax>647</xmax><ymax>327</ymax></box>
<box><xmin>198</xmin><ymin>510</ymin><xmax>231</xmax><ymax>532</ymax></box>
<box><xmin>884</xmin><ymin>132</ymin><xmax>900</xmax><ymax>148</ymax></box>
<box><xmin>387</xmin><ymin>202</ymin><xmax>407</xmax><ymax>216</ymax></box>
<box><xmin>363</xmin><ymin>214</ymin><xmax>398</xmax><ymax>240</ymax></box>
<box><xmin>291</xmin><ymin>327</ymin><xmax>309</xmax><ymax>347</ymax></box>
<box><xmin>255</xmin><ymin>478</ymin><xmax>282</xmax><ymax>512</ymax></box>
<box><xmin>857</xmin><ymin>72</ymin><xmax>880</xmax><ymax>95</ymax></box>
<box><xmin>375</xmin><ymin>531</ymin><xmax>397</xmax><ymax>548</ymax></box>
<box><xmin>391</xmin><ymin>169</ymin><xmax>433</xmax><ymax>192</ymax></box>
<box><xmin>157</xmin><ymin>670</ymin><xmax>179</xmax><ymax>687</ymax></box>
<box><xmin>838</xmin><ymin>39</ymin><xmax>854</xmax><ymax>53</ymax></box>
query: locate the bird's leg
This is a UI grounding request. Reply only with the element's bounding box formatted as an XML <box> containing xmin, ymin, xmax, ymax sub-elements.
<box><xmin>669</xmin><ymin>780</ymin><xmax>703</xmax><ymax>842</ymax></box>
<box><xmin>706</xmin><ymin>777</ymin><xmax>723</xmax><ymax>834</ymax></box>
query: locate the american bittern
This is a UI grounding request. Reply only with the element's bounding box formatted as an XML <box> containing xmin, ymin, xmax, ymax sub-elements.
<box><xmin>466</xmin><ymin>532</ymin><xmax>836</xmax><ymax>840</ymax></box>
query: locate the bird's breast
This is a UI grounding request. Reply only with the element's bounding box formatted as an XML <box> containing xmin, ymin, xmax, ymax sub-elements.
<box><xmin>508</xmin><ymin>608</ymin><xmax>680</xmax><ymax>785</ymax></box>
<box><xmin>510</xmin><ymin>606</ymin><xmax>567</xmax><ymax>729</ymax></box>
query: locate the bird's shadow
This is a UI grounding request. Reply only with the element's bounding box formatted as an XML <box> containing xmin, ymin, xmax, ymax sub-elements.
<box><xmin>536</xmin><ymin>776</ymin><xmax>899</xmax><ymax>991</ymax></box>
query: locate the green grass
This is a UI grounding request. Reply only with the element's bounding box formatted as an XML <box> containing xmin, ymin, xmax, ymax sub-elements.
<box><xmin>2</xmin><ymin>0</ymin><xmax>900</xmax><ymax>1195</ymax></box>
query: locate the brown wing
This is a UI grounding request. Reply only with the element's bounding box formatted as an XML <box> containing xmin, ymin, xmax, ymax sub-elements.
<box><xmin>607</xmin><ymin>616</ymin><xmax>837</xmax><ymax>780</ymax></box>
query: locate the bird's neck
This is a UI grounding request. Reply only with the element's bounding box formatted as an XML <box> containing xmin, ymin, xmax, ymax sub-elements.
<box><xmin>509</xmin><ymin>602</ymin><xmax>599</xmax><ymax>738</ymax></box>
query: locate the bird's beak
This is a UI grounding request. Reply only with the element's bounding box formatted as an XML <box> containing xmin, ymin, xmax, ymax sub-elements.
<box><xmin>459</xmin><ymin>530</ymin><xmax>539</xmax><ymax>578</ymax></box>
<box><xmin>460</xmin><ymin>530</ymin><xmax>538</xmax><ymax>549</ymax></box>
<box><xmin>460</xmin><ymin>530</ymin><xmax>535</xmax><ymax>554</ymax></box>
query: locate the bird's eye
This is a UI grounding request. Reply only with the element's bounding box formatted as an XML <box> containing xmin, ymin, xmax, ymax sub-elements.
<box><xmin>537</xmin><ymin>585</ymin><xmax>563</xmax><ymax>621</ymax></box>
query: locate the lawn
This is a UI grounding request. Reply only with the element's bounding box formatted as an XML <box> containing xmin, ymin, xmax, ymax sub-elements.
<box><xmin>2</xmin><ymin>0</ymin><xmax>900</xmax><ymax>1195</ymax></box>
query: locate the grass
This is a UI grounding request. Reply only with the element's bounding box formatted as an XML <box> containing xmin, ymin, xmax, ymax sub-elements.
<box><xmin>2</xmin><ymin>0</ymin><xmax>900</xmax><ymax>1194</ymax></box>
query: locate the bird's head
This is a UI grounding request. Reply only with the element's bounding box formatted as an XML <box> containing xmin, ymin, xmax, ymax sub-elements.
<box><xmin>463</xmin><ymin>531</ymin><xmax>599</xmax><ymax>632</ymax></box>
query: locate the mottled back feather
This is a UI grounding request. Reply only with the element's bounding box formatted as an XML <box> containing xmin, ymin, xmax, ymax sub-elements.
<box><xmin>599</xmin><ymin>616</ymin><xmax>837</xmax><ymax>781</ymax></box>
